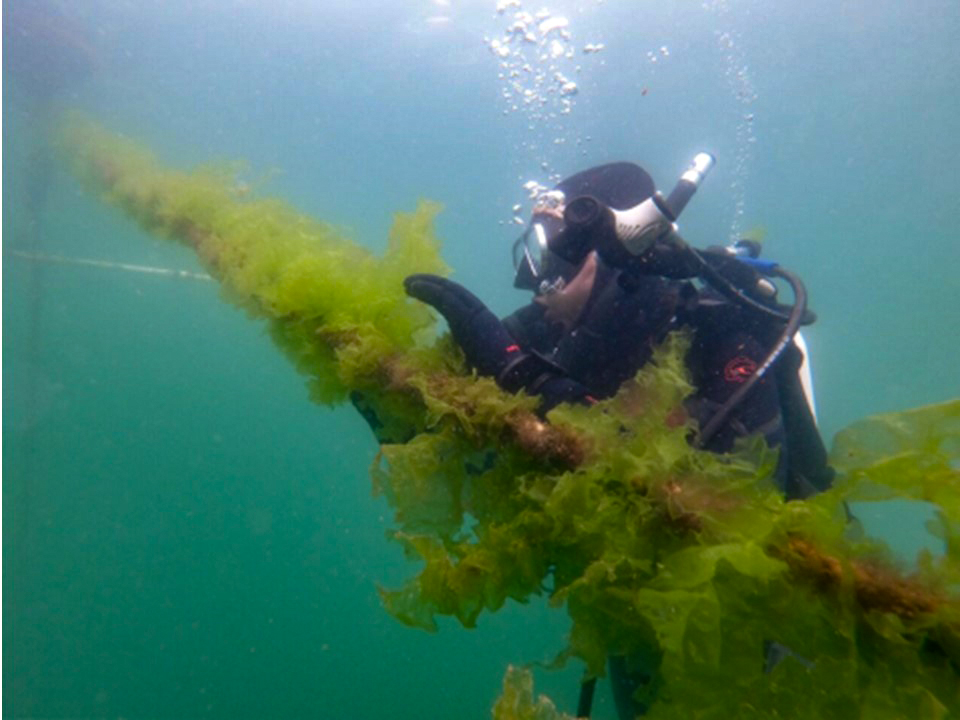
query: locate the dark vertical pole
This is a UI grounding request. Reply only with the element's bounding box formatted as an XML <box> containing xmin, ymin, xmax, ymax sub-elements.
<box><xmin>576</xmin><ymin>677</ymin><xmax>597</xmax><ymax>718</ymax></box>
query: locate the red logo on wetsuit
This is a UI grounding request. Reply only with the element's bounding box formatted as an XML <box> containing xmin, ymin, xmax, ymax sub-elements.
<box><xmin>724</xmin><ymin>355</ymin><xmax>757</xmax><ymax>383</ymax></box>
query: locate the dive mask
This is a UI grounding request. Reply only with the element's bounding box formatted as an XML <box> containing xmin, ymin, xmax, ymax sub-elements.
<box><xmin>511</xmin><ymin>211</ymin><xmax>573</xmax><ymax>293</ymax></box>
<box><xmin>512</xmin><ymin>222</ymin><xmax>547</xmax><ymax>290</ymax></box>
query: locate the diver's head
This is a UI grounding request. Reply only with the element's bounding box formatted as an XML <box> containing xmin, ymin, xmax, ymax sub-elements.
<box><xmin>512</xmin><ymin>162</ymin><xmax>656</xmax><ymax>292</ymax></box>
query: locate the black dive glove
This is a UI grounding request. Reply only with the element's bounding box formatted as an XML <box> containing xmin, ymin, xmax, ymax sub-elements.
<box><xmin>404</xmin><ymin>274</ymin><xmax>563</xmax><ymax>394</ymax></box>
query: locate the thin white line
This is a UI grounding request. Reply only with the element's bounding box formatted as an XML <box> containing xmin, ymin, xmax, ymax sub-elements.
<box><xmin>7</xmin><ymin>249</ymin><xmax>213</xmax><ymax>281</ymax></box>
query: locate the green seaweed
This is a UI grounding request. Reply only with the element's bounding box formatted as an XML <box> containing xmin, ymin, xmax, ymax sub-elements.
<box><xmin>60</xmin><ymin>115</ymin><xmax>960</xmax><ymax>718</ymax></box>
<box><xmin>493</xmin><ymin>666</ymin><xmax>575</xmax><ymax>720</ymax></box>
<box><xmin>59</xmin><ymin>113</ymin><xmax>451</xmax><ymax>408</ymax></box>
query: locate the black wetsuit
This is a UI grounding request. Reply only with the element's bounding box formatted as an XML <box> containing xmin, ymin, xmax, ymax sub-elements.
<box><xmin>502</xmin><ymin>255</ymin><xmax>833</xmax><ymax>499</ymax></box>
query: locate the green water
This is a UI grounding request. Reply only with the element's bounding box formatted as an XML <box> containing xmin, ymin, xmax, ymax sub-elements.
<box><xmin>4</xmin><ymin>0</ymin><xmax>959</xmax><ymax>718</ymax></box>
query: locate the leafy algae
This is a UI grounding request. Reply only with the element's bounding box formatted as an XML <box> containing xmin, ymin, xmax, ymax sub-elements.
<box><xmin>59</xmin><ymin>115</ymin><xmax>960</xmax><ymax>718</ymax></box>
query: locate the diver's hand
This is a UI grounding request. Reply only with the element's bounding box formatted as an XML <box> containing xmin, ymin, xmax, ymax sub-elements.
<box><xmin>404</xmin><ymin>274</ymin><xmax>521</xmax><ymax>378</ymax></box>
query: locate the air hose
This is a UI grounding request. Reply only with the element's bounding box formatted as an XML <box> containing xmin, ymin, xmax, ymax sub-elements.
<box><xmin>688</xmin><ymin>247</ymin><xmax>795</xmax><ymax>323</ymax></box>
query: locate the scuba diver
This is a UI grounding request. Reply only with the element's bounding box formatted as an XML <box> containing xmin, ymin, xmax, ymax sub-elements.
<box><xmin>401</xmin><ymin>157</ymin><xmax>835</xmax><ymax>719</ymax></box>
<box><xmin>405</xmin><ymin>158</ymin><xmax>833</xmax><ymax>497</ymax></box>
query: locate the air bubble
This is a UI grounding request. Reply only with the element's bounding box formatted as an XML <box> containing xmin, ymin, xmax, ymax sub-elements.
<box><xmin>538</xmin><ymin>16</ymin><xmax>569</xmax><ymax>36</ymax></box>
<box><xmin>489</xmin><ymin>2</ymin><xmax>601</xmax><ymax>196</ymax></box>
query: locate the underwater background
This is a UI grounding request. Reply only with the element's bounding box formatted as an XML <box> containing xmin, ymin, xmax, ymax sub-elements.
<box><xmin>4</xmin><ymin>0</ymin><xmax>959</xmax><ymax>718</ymax></box>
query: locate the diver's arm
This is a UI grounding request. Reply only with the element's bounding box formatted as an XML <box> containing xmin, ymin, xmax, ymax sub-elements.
<box><xmin>501</xmin><ymin>301</ymin><xmax>558</xmax><ymax>353</ymax></box>
<box><xmin>404</xmin><ymin>275</ymin><xmax>593</xmax><ymax>411</ymax></box>
<box><xmin>404</xmin><ymin>274</ymin><xmax>523</xmax><ymax>378</ymax></box>
<box><xmin>773</xmin><ymin>342</ymin><xmax>835</xmax><ymax>497</ymax></box>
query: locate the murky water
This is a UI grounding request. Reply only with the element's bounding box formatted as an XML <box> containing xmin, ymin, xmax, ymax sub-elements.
<box><xmin>4</xmin><ymin>1</ymin><xmax>959</xmax><ymax>717</ymax></box>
